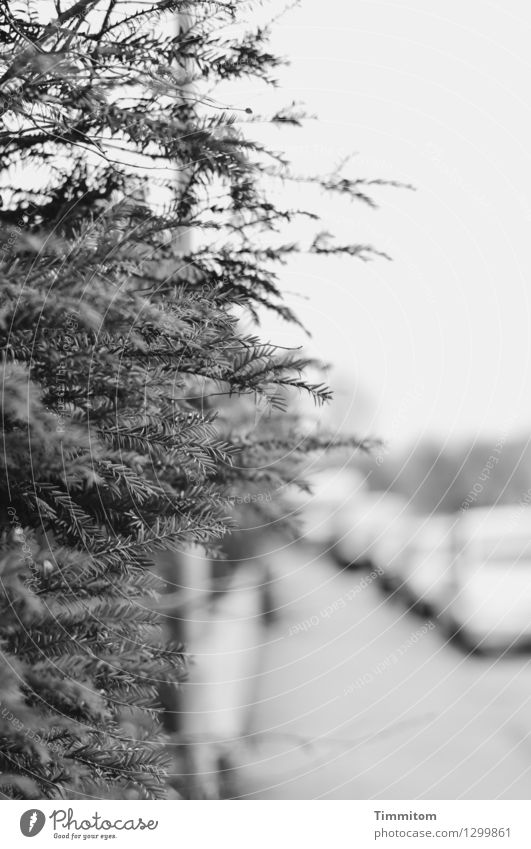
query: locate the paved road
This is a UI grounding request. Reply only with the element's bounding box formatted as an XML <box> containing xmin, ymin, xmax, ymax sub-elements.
<box><xmin>235</xmin><ymin>545</ymin><xmax>531</xmax><ymax>799</ymax></box>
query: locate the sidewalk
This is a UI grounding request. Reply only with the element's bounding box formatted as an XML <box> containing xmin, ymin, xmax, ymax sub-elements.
<box><xmin>233</xmin><ymin>544</ymin><xmax>531</xmax><ymax>799</ymax></box>
<box><xmin>234</xmin><ymin>543</ymin><xmax>385</xmax><ymax>799</ymax></box>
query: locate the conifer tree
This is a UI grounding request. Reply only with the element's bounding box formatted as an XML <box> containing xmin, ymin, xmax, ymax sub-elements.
<box><xmin>0</xmin><ymin>0</ymin><xmax>390</xmax><ymax>798</ymax></box>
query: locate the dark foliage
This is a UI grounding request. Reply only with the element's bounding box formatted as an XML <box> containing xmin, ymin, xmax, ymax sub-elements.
<box><xmin>0</xmin><ymin>0</ymin><xmax>386</xmax><ymax>798</ymax></box>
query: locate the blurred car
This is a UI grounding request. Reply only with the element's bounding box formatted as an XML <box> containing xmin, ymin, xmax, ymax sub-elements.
<box><xmin>441</xmin><ymin>505</ymin><xmax>531</xmax><ymax>651</ymax></box>
<box><xmin>398</xmin><ymin>513</ymin><xmax>457</xmax><ymax>614</ymax></box>
<box><xmin>332</xmin><ymin>491</ymin><xmax>413</xmax><ymax>580</ymax></box>
<box><xmin>292</xmin><ymin>466</ymin><xmax>366</xmax><ymax>552</ymax></box>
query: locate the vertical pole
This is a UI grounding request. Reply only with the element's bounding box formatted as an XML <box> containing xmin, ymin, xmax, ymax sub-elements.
<box><xmin>158</xmin><ymin>7</ymin><xmax>194</xmax><ymax>736</ymax></box>
<box><xmin>159</xmin><ymin>8</ymin><xmax>217</xmax><ymax>797</ymax></box>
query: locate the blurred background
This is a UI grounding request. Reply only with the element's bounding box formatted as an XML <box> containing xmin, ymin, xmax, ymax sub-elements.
<box><xmin>168</xmin><ymin>0</ymin><xmax>531</xmax><ymax>800</ymax></box>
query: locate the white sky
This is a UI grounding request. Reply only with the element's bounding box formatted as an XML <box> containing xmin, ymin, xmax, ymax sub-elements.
<box><xmin>238</xmin><ymin>0</ymin><xmax>531</xmax><ymax>448</ymax></box>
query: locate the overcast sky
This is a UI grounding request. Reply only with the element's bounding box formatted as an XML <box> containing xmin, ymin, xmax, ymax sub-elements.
<box><xmin>239</xmin><ymin>0</ymin><xmax>531</xmax><ymax>449</ymax></box>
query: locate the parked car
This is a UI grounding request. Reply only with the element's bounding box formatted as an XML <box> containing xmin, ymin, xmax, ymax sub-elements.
<box><xmin>399</xmin><ymin>512</ymin><xmax>457</xmax><ymax>614</ymax></box>
<box><xmin>333</xmin><ymin>491</ymin><xmax>413</xmax><ymax>580</ymax></box>
<box><xmin>371</xmin><ymin>502</ymin><xmax>419</xmax><ymax>591</ymax></box>
<box><xmin>293</xmin><ymin>466</ymin><xmax>366</xmax><ymax>552</ymax></box>
<box><xmin>442</xmin><ymin>505</ymin><xmax>531</xmax><ymax>651</ymax></box>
